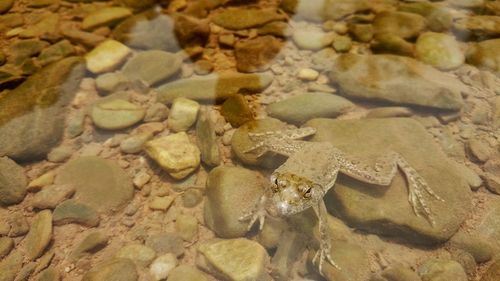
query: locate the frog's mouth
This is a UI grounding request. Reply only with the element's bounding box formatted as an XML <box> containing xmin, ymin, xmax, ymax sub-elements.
<box><xmin>270</xmin><ymin>172</ymin><xmax>322</xmax><ymax>215</ymax></box>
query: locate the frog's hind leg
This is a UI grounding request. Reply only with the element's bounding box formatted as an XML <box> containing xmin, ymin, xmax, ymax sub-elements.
<box><xmin>312</xmin><ymin>200</ymin><xmax>340</xmax><ymax>274</ymax></box>
<box><xmin>337</xmin><ymin>151</ymin><xmax>444</xmax><ymax>225</ymax></box>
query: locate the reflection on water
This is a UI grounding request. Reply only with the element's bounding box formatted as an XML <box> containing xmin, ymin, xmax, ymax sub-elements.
<box><xmin>0</xmin><ymin>0</ymin><xmax>499</xmax><ymax>280</ymax></box>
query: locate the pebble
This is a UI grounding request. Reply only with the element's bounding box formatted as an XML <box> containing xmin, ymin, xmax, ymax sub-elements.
<box><xmin>467</xmin><ymin>138</ymin><xmax>493</xmax><ymax>162</ymax></box>
<box><xmin>67</xmin><ymin>112</ymin><xmax>86</xmax><ymax>138</ymax></box>
<box><xmin>0</xmin><ymin>0</ymin><xmax>14</xmax><ymax>14</ymax></box>
<box><xmin>415</xmin><ymin>32</ymin><xmax>464</xmax><ymax>70</ymax></box>
<box><xmin>53</xmin><ymin>199</ymin><xmax>99</xmax><ymax>227</ymax></box>
<box><xmin>82</xmin><ymin>7</ymin><xmax>133</xmax><ymax>31</ymax></box>
<box><xmin>145</xmin><ymin>233</ymin><xmax>184</xmax><ymax>257</ymax></box>
<box><xmin>417</xmin><ymin>259</ymin><xmax>467</xmax><ymax>281</ymax></box>
<box><xmin>297</xmin><ymin>68</ymin><xmax>319</xmax><ymax>81</ymax></box>
<box><xmin>292</xmin><ymin>28</ymin><xmax>335</xmax><ymax>50</ymax></box>
<box><xmin>145</xmin><ymin>132</ymin><xmax>201</xmax><ymax>180</ymax></box>
<box><xmin>25</xmin><ymin>210</ymin><xmax>52</xmax><ymax>260</ymax></box>
<box><xmin>8</xmin><ymin>212</ymin><xmax>29</xmax><ymax>237</ymax></box>
<box><xmin>133</xmin><ymin>170</ymin><xmax>151</xmax><ymax>189</ymax></box>
<box><xmin>115</xmin><ymin>244</ymin><xmax>157</xmax><ymax>267</ymax></box>
<box><xmin>149</xmin><ymin>195</ymin><xmax>174</xmax><ymax>211</ymax></box>
<box><xmin>144</xmin><ymin>103</ymin><xmax>169</xmax><ymax>122</ymax></box>
<box><xmin>0</xmin><ymin>251</ymin><xmax>23</xmax><ymax>281</ymax></box>
<box><xmin>122</xmin><ymin>50</ymin><xmax>182</xmax><ymax>86</ymax></box>
<box><xmin>0</xmin><ymin>156</ymin><xmax>27</xmax><ymax>205</ymax></box>
<box><xmin>36</xmin><ymin>267</ymin><xmax>60</xmax><ymax>281</ymax></box>
<box><xmin>85</xmin><ymin>40</ymin><xmax>132</xmax><ymax>74</ymax></box>
<box><xmin>28</xmin><ymin>170</ymin><xmax>56</xmax><ymax>192</ymax></box>
<box><xmin>175</xmin><ymin>214</ymin><xmax>198</xmax><ymax>241</ymax></box>
<box><xmin>167</xmin><ymin>97</ymin><xmax>200</xmax><ymax>132</ymax></box>
<box><xmin>167</xmin><ymin>265</ymin><xmax>208</xmax><ymax>281</ymax></box>
<box><xmin>82</xmin><ymin>258</ymin><xmax>138</xmax><ymax>281</ymax></box>
<box><xmin>91</xmin><ymin>99</ymin><xmax>145</xmax><ymax>130</ymax></box>
<box><xmin>32</xmin><ymin>184</ymin><xmax>76</xmax><ymax>209</ymax></box>
<box><xmin>120</xmin><ymin>133</ymin><xmax>153</xmax><ymax>154</ymax></box>
<box><xmin>196</xmin><ymin>107</ymin><xmax>221</xmax><ymax>167</ymax></box>
<box><xmin>181</xmin><ymin>189</ymin><xmax>203</xmax><ymax>208</ymax></box>
<box><xmin>198</xmin><ymin>238</ymin><xmax>269</xmax><ymax>281</ymax></box>
<box><xmin>71</xmin><ymin>232</ymin><xmax>109</xmax><ymax>260</ymax></box>
<box><xmin>220</xmin><ymin>94</ymin><xmax>254</xmax><ymax>127</ymax></box>
<box><xmin>149</xmin><ymin>253</ymin><xmax>177</xmax><ymax>280</ymax></box>
<box><xmin>0</xmin><ymin>237</ymin><xmax>14</xmax><ymax>259</ymax></box>
<box><xmin>365</xmin><ymin>107</ymin><xmax>413</xmax><ymax>118</ymax></box>
<box><xmin>193</xmin><ymin>60</ymin><xmax>214</xmax><ymax>75</ymax></box>
<box><xmin>47</xmin><ymin>145</ymin><xmax>74</xmax><ymax>163</ymax></box>
<box><xmin>332</xmin><ymin>35</ymin><xmax>352</xmax><ymax>52</ymax></box>
<box><xmin>95</xmin><ymin>72</ymin><xmax>129</xmax><ymax>94</ymax></box>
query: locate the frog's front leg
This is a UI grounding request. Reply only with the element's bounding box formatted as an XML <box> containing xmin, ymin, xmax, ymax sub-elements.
<box><xmin>244</xmin><ymin>127</ymin><xmax>316</xmax><ymax>157</ymax></box>
<box><xmin>312</xmin><ymin>200</ymin><xmax>340</xmax><ymax>273</ymax></box>
<box><xmin>239</xmin><ymin>194</ymin><xmax>270</xmax><ymax>231</ymax></box>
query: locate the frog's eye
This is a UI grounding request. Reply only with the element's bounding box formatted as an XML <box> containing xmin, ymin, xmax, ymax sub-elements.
<box><xmin>303</xmin><ymin>188</ymin><xmax>312</xmax><ymax>198</ymax></box>
<box><xmin>270</xmin><ymin>174</ymin><xmax>278</xmax><ymax>186</ymax></box>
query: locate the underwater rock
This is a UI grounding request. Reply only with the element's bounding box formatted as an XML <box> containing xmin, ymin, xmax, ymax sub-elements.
<box><xmin>167</xmin><ymin>265</ymin><xmax>209</xmax><ymax>281</ymax></box>
<box><xmin>81</xmin><ymin>7</ymin><xmax>132</xmax><ymax>31</ymax></box>
<box><xmin>122</xmin><ymin>50</ymin><xmax>182</xmax><ymax>87</ymax></box>
<box><xmin>380</xmin><ymin>265</ymin><xmax>420</xmax><ymax>281</ymax></box>
<box><xmin>266</xmin><ymin>92</ymin><xmax>354</xmax><ymax>125</ymax></box>
<box><xmin>329</xmin><ymin>54</ymin><xmax>466</xmax><ymax>110</ymax></box>
<box><xmin>145</xmin><ymin>232</ymin><xmax>184</xmax><ymax>257</ymax></box>
<box><xmin>292</xmin><ymin>28</ymin><xmax>334</xmax><ymax>50</ymax></box>
<box><xmin>211</xmin><ymin>8</ymin><xmax>285</xmax><ymax>30</ymax></box>
<box><xmin>365</xmin><ymin>107</ymin><xmax>413</xmax><ymax>118</ymax></box>
<box><xmin>144</xmin><ymin>103</ymin><xmax>169</xmax><ymax>122</ymax></box>
<box><xmin>90</xmin><ymin>99</ymin><xmax>145</xmax><ymax>130</ymax></box>
<box><xmin>371</xmin><ymin>33</ymin><xmax>415</xmax><ymax>57</ymax></box>
<box><xmin>454</xmin><ymin>16</ymin><xmax>500</xmax><ymax>37</ymax></box>
<box><xmin>145</xmin><ymin>132</ymin><xmax>201</xmax><ymax>180</ymax></box>
<box><xmin>8</xmin><ymin>39</ymin><xmax>50</xmax><ymax>65</ymax></box>
<box><xmin>234</xmin><ymin>35</ymin><xmax>283</xmax><ymax>73</ymax></box>
<box><xmin>196</xmin><ymin>107</ymin><xmax>221</xmax><ymax>167</ymax></box>
<box><xmin>398</xmin><ymin>2</ymin><xmax>452</xmax><ymax>32</ymax></box>
<box><xmin>167</xmin><ymin>97</ymin><xmax>200</xmax><ymax>132</ymax></box>
<box><xmin>467</xmin><ymin>39</ymin><xmax>500</xmax><ymax>74</ymax></box>
<box><xmin>71</xmin><ymin>231</ymin><xmax>109</xmax><ymax>260</ymax></box>
<box><xmin>0</xmin><ymin>156</ymin><xmax>27</xmax><ymax>205</ymax></box>
<box><xmin>82</xmin><ymin>258</ymin><xmax>138</xmax><ymax>281</ymax></box>
<box><xmin>307</xmin><ymin>118</ymin><xmax>472</xmax><ymax>244</ymax></box>
<box><xmin>38</xmin><ymin>40</ymin><xmax>76</xmax><ymax>66</ymax></box>
<box><xmin>55</xmin><ymin>156</ymin><xmax>134</xmax><ymax>213</ymax></box>
<box><xmin>149</xmin><ymin>253</ymin><xmax>177</xmax><ymax>280</ymax></box>
<box><xmin>415</xmin><ymin>32</ymin><xmax>464</xmax><ymax>70</ymax></box>
<box><xmin>373</xmin><ymin>11</ymin><xmax>426</xmax><ymax>39</ymax></box>
<box><xmin>36</xmin><ymin>267</ymin><xmax>60</xmax><ymax>281</ymax></box>
<box><xmin>175</xmin><ymin>214</ymin><xmax>198</xmax><ymax>242</ymax></box>
<box><xmin>349</xmin><ymin>23</ymin><xmax>373</xmax><ymax>43</ymax></box>
<box><xmin>0</xmin><ymin>237</ymin><xmax>13</xmax><ymax>259</ymax></box>
<box><xmin>0</xmin><ymin>251</ymin><xmax>22</xmax><ymax>281</ymax></box>
<box><xmin>220</xmin><ymin>94</ymin><xmax>254</xmax><ymax>127</ymax></box>
<box><xmin>85</xmin><ymin>40</ymin><xmax>131</xmax><ymax>74</ymax></box>
<box><xmin>32</xmin><ymin>184</ymin><xmax>75</xmax><ymax>209</ymax></box>
<box><xmin>24</xmin><ymin>210</ymin><xmax>52</xmax><ymax>260</ymax></box>
<box><xmin>198</xmin><ymin>238</ymin><xmax>269</xmax><ymax>281</ymax></box>
<box><xmin>53</xmin><ymin>199</ymin><xmax>99</xmax><ymax>227</ymax></box>
<box><xmin>281</xmin><ymin>0</ymin><xmax>370</xmax><ymax>22</ymax></box>
<box><xmin>0</xmin><ymin>57</ymin><xmax>85</xmax><ymax>161</ymax></box>
<box><xmin>115</xmin><ymin>244</ymin><xmax>156</xmax><ymax>267</ymax></box>
<box><xmin>156</xmin><ymin>72</ymin><xmax>273</xmax><ymax>104</ymax></box>
<box><xmin>0</xmin><ymin>0</ymin><xmax>14</xmax><ymax>14</ymax></box>
<box><xmin>204</xmin><ymin>166</ymin><xmax>267</xmax><ymax>238</ymax></box>
<box><xmin>417</xmin><ymin>259</ymin><xmax>467</xmax><ymax>281</ymax></box>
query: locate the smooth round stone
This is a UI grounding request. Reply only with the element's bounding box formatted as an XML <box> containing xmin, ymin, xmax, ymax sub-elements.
<box><xmin>55</xmin><ymin>156</ymin><xmax>134</xmax><ymax>213</ymax></box>
<box><xmin>144</xmin><ymin>103</ymin><xmax>169</xmax><ymax>122</ymax></box>
<box><xmin>0</xmin><ymin>156</ymin><xmax>27</xmax><ymax>205</ymax></box>
<box><xmin>373</xmin><ymin>11</ymin><xmax>426</xmax><ymax>39</ymax></box>
<box><xmin>47</xmin><ymin>145</ymin><xmax>73</xmax><ymax>163</ymax></box>
<box><xmin>120</xmin><ymin>133</ymin><xmax>153</xmax><ymax>154</ymax></box>
<box><xmin>95</xmin><ymin>72</ymin><xmax>129</xmax><ymax>93</ymax></box>
<box><xmin>53</xmin><ymin>199</ymin><xmax>100</xmax><ymax>227</ymax></box>
<box><xmin>85</xmin><ymin>40</ymin><xmax>132</xmax><ymax>74</ymax></box>
<box><xmin>91</xmin><ymin>99</ymin><xmax>145</xmax><ymax>130</ymax></box>
<box><xmin>167</xmin><ymin>98</ymin><xmax>200</xmax><ymax>132</ymax></box>
<box><xmin>145</xmin><ymin>132</ymin><xmax>201</xmax><ymax>180</ymax></box>
<box><xmin>145</xmin><ymin>233</ymin><xmax>184</xmax><ymax>257</ymax></box>
<box><xmin>71</xmin><ymin>232</ymin><xmax>109</xmax><ymax>259</ymax></box>
<box><xmin>198</xmin><ymin>238</ymin><xmax>269</xmax><ymax>281</ymax></box>
<box><xmin>82</xmin><ymin>258</ymin><xmax>138</xmax><ymax>281</ymax></box>
<box><xmin>292</xmin><ymin>28</ymin><xmax>335</xmax><ymax>50</ymax></box>
<box><xmin>418</xmin><ymin>259</ymin><xmax>467</xmax><ymax>281</ymax></box>
<box><xmin>416</xmin><ymin>32</ymin><xmax>464</xmax><ymax>70</ymax></box>
<box><xmin>115</xmin><ymin>244</ymin><xmax>156</xmax><ymax>267</ymax></box>
<box><xmin>0</xmin><ymin>237</ymin><xmax>14</xmax><ymax>259</ymax></box>
<box><xmin>175</xmin><ymin>214</ymin><xmax>198</xmax><ymax>241</ymax></box>
<box><xmin>82</xmin><ymin>7</ymin><xmax>133</xmax><ymax>31</ymax></box>
<box><xmin>122</xmin><ymin>50</ymin><xmax>182</xmax><ymax>86</ymax></box>
<box><xmin>297</xmin><ymin>68</ymin><xmax>319</xmax><ymax>81</ymax></box>
<box><xmin>24</xmin><ymin>210</ymin><xmax>52</xmax><ymax>260</ymax></box>
<box><xmin>31</xmin><ymin>184</ymin><xmax>76</xmax><ymax>209</ymax></box>
<box><xmin>332</xmin><ymin>35</ymin><xmax>352</xmax><ymax>52</ymax></box>
<box><xmin>149</xmin><ymin>253</ymin><xmax>177</xmax><ymax>280</ymax></box>
<box><xmin>0</xmin><ymin>0</ymin><xmax>14</xmax><ymax>14</ymax></box>
<box><xmin>167</xmin><ymin>265</ymin><xmax>208</xmax><ymax>281</ymax></box>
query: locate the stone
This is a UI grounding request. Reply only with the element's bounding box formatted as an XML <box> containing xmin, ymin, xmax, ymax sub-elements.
<box><xmin>415</xmin><ymin>32</ymin><xmax>464</xmax><ymax>70</ymax></box>
<box><xmin>145</xmin><ymin>233</ymin><xmax>184</xmax><ymax>257</ymax></box>
<box><xmin>149</xmin><ymin>195</ymin><xmax>174</xmax><ymax>211</ymax></box>
<box><xmin>204</xmin><ymin>166</ymin><xmax>267</xmax><ymax>238</ymax></box>
<box><xmin>0</xmin><ymin>237</ymin><xmax>13</xmax><ymax>259</ymax></box>
<box><xmin>171</xmin><ymin>13</ymin><xmax>210</xmax><ymax>48</ymax></box>
<box><xmin>27</xmin><ymin>171</ymin><xmax>56</xmax><ymax>192</ymax></box>
<box><xmin>193</xmin><ymin>60</ymin><xmax>213</xmax><ymax>76</ymax></box>
<box><xmin>25</xmin><ymin>210</ymin><xmax>52</xmax><ymax>260</ymax></box>
<box><xmin>454</xmin><ymin>16</ymin><xmax>500</xmax><ymax>37</ymax></box>
<box><xmin>47</xmin><ymin>145</ymin><xmax>73</xmax><ymax>163</ymax></box>
<box><xmin>120</xmin><ymin>133</ymin><xmax>153</xmax><ymax>154</ymax></box>
<box><xmin>0</xmin><ymin>157</ymin><xmax>27</xmax><ymax>205</ymax></box>
<box><xmin>113</xmin><ymin>10</ymin><xmax>179</xmax><ymax>52</ymax></box>
<box><xmin>53</xmin><ymin>199</ymin><xmax>99</xmax><ymax>227</ymax></box>
<box><xmin>307</xmin><ymin>118</ymin><xmax>472</xmax><ymax>244</ymax></box>
<box><xmin>467</xmin><ymin>39</ymin><xmax>500</xmax><ymax>74</ymax></box>
<box><xmin>156</xmin><ymin>72</ymin><xmax>273</xmax><ymax>104</ymax></box>
<box><xmin>297</xmin><ymin>68</ymin><xmax>319</xmax><ymax>81</ymax></box>
<box><xmin>329</xmin><ymin>54</ymin><xmax>466</xmax><ymax>110</ymax></box>
<box><xmin>0</xmin><ymin>0</ymin><xmax>14</xmax><ymax>14</ymax></box>
<box><xmin>85</xmin><ymin>40</ymin><xmax>131</xmax><ymax>74</ymax></box>
<box><xmin>167</xmin><ymin>98</ymin><xmax>200</xmax><ymax>132</ymax></box>
<box><xmin>61</xmin><ymin>29</ymin><xmax>106</xmax><ymax>47</ymax></box>
<box><xmin>417</xmin><ymin>259</ymin><xmax>467</xmax><ymax>281</ymax></box>
<box><xmin>82</xmin><ymin>7</ymin><xmax>132</xmax><ymax>31</ymax></box>
<box><xmin>8</xmin><ymin>212</ymin><xmax>29</xmax><ymax>237</ymax></box>
<box><xmin>467</xmin><ymin>138</ymin><xmax>493</xmax><ymax>162</ymax></box>
<box><xmin>9</xmin><ymin>39</ymin><xmax>50</xmax><ymax>65</ymax></box>
<box><xmin>0</xmin><ymin>57</ymin><xmax>85</xmax><ymax>161</ymax></box>
<box><xmin>0</xmin><ymin>251</ymin><xmax>23</xmax><ymax>281</ymax></box>
<box><xmin>381</xmin><ymin>265</ymin><xmax>420</xmax><ymax>281</ymax></box>
<box><xmin>198</xmin><ymin>238</ymin><xmax>269</xmax><ymax>281</ymax></box>
<box><xmin>481</xmin><ymin>259</ymin><xmax>500</xmax><ymax>281</ymax></box>
<box><xmin>211</xmin><ymin>8</ymin><xmax>285</xmax><ymax>30</ymax></box>
<box><xmin>114</xmin><ymin>0</ymin><xmax>157</xmax><ymax>10</ymax></box>
<box><xmin>257</xmin><ymin>21</ymin><xmax>291</xmax><ymax>37</ymax></box>
<box><xmin>167</xmin><ymin>265</ymin><xmax>208</xmax><ymax>281</ymax></box>
<box><xmin>332</xmin><ymin>35</ymin><xmax>352</xmax><ymax>52</ymax></box>
<box><xmin>373</xmin><ymin>11</ymin><xmax>426</xmax><ymax>39</ymax></box>
<box><xmin>71</xmin><ymin>231</ymin><xmax>109</xmax><ymax>260</ymax></box>
<box><xmin>175</xmin><ymin>214</ymin><xmax>198</xmax><ymax>241</ymax></box>
<box><xmin>181</xmin><ymin>189</ymin><xmax>203</xmax><ymax>208</ymax></box>
<box><xmin>95</xmin><ymin>72</ymin><xmax>129</xmax><ymax>93</ymax></box>
<box><xmin>115</xmin><ymin>244</ymin><xmax>156</xmax><ymax>267</ymax></box>
<box><xmin>91</xmin><ymin>99</ymin><xmax>145</xmax><ymax>130</ymax></box>
<box><xmin>196</xmin><ymin>107</ymin><xmax>221</xmax><ymax>167</ymax></box>
<box><xmin>36</xmin><ymin>267</ymin><xmax>60</xmax><ymax>281</ymax></box>
<box><xmin>37</xmin><ymin>40</ymin><xmax>76</xmax><ymax>66</ymax></box>
<box><xmin>132</xmin><ymin>170</ymin><xmax>151</xmax><ymax>189</ymax></box>
<box><xmin>371</xmin><ymin>33</ymin><xmax>415</xmax><ymax>56</ymax></box>
<box><xmin>145</xmin><ymin>133</ymin><xmax>201</xmax><ymax>180</ymax></box>
<box><xmin>144</xmin><ymin>103</ymin><xmax>169</xmax><ymax>122</ymax></box>
<box><xmin>82</xmin><ymin>258</ymin><xmax>138</xmax><ymax>281</ymax></box>
<box><xmin>149</xmin><ymin>253</ymin><xmax>177</xmax><ymax>280</ymax></box>
<box><xmin>292</xmin><ymin>28</ymin><xmax>334</xmax><ymax>50</ymax></box>
<box><xmin>122</xmin><ymin>50</ymin><xmax>182</xmax><ymax>86</ymax></box>
<box><xmin>18</xmin><ymin>13</ymin><xmax>59</xmax><ymax>38</ymax></box>
<box><xmin>32</xmin><ymin>184</ymin><xmax>75</xmax><ymax>209</ymax></box>
<box><xmin>231</xmin><ymin>118</ymin><xmax>290</xmax><ymax>167</ymax></box>
<box><xmin>234</xmin><ymin>36</ymin><xmax>283</xmax><ymax>73</ymax></box>
<box><xmin>55</xmin><ymin>157</ymin><xmax>134</xmax><ymax>213</ymax></box>
<box><xmin>220</xmin><ymin>94</ymin><xmax>254</xmax><ymax>127</ymax></box>
<box><xmin>267</xmin><ymin>93</ymin><xmax>354</xmax><ymax>125</ymax></box>
<box><xmin>349</xmin><ymin>23</ymin><xmax>373</xmax><ymax>42</ymax></box>
<box><xmin>399</xmin><ymin>2</ymin><xmax>452</xmax><ymax>32</ymax></box>
<box><xmin>451</xmin><ymin>249</ymin><xmax>476</xmax><ymax>277</ymax></box>
<box><xmin>366</xmin><ymin>107</ymin><xmax>413</xmax><ymax>118</ymax></box>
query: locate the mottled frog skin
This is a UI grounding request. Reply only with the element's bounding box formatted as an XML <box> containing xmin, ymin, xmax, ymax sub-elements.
<box><xmin>241</xmin><ymin>127</ymin><xmax>444</xmax><ymax>274</ymax></box>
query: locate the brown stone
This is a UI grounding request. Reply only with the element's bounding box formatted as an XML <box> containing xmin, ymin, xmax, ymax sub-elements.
<box><xmin>234</xmin><ymin>36</ymin><xmax>283</xmax><ymax>73</ymax></box>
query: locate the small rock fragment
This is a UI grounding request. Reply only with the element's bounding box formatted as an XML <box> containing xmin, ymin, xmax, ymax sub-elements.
<box><xmin>0</xmin><ymin>237</ymin><xmax>14</xmax><ymax>259</ymax></box>
<box><xmin>91</xmin><ymin>99</ymin><xmax>145</xmax><ymax>130</ymax></box>
<box><xmin>167</xmin><ymin>265</ymin><xmax>209</xmax><ymax>281</ymax></box>
<box><xmin>85</xmin><ymin>40</ymin><xmax>131</xmax><ymax>74</ymax></box>
<box><xmin>32</xmin><ymin>184</ymin><xmax>76</xmax><ymax>209</ymax></box>
<box><xmin>82</xmin><ymin>258</ymin><xmax>138</xmax><ymax>281</ymax></box>
<box><xmin>71</xmin><ymin>231</ymin><xmax>109</xmax><ymax>260</ymax></box>
<box><xmin>418</xmin><ymin>259</ymin><xmax>467</xmax><ymax>281</ymax></box>
<box><xmin>115</xmin><ymin>244</ymin><xmax>157</xmax><ymax>267</ymax></box>
<box><xmin>149</xmin><ymin>253</ymin><xmax>178</xmax><ymax>280</ymax></box>
<box><xmin>145</xmin><ymin>233</ymin><xmax>184</xmax><ymax>257</ymax></box>
<box><xmin>297</xmin><ymin>68</ymin><xmax>319</xmax><ymax>81</ymax></box>
<box><xmin>144</xmin><ymin>103</ymin><xmax>169</xmax><ymax>122</ymax></box>
<box><xmin>53</xmin><ymin>199</ymin><xmax>99</xmax><ymax>227</ymax></box>
<box><xmin>149</xmin><ymin>196</ymin><xmax>175</xmax><ymax>211</ymax></box>
<box><xmin>175</xmin><ymin>214</ymin><xmax>198</xmax><ymax>241</ymax></box>
<box><xmin>25</xmin><ymin>210</ymin><xmax>53</xmax><ymax>260</ymax></box>
<box><xmin>167</xmin><ymin>97</ymin><xmax>200</xmax><ymax>132</ymax></box>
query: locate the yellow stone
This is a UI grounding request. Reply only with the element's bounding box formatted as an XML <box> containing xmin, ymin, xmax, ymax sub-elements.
<box><xmin>149</xmin><ymin>196</ymin><xmax>174</xmax><ymax>211</ymax></box>
<box><xmin>85</xmin><ymin>40</ymin><xmax>131</xmax><ymax>74</ymax></box>
<box><xmin>28</xmin><ymin>170</ymin><xmax>56</xmax><ymax>192</ymax></box>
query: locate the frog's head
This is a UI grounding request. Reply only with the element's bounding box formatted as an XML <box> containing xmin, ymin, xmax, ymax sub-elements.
<box><xmin>269</xmin><ymin>171</ymin><xmax>324</xmax><ymax>215</ymax></box>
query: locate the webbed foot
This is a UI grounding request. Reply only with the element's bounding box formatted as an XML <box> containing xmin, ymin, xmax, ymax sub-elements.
<box><xmin>239</xmin><ymin>195</ymin><xmax>267</xmax><ymax>231</ymax></box>
<box><xmin>312</xmin><ymin>239</ymin><xmax>340</xmax><ymax>273</ymax></box>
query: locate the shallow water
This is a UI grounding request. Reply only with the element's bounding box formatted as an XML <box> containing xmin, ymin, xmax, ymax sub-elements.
<box><xmin>0</xmin><ymin>0</ymin><xmax>499</xmax><ymax>280</ymax></box>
